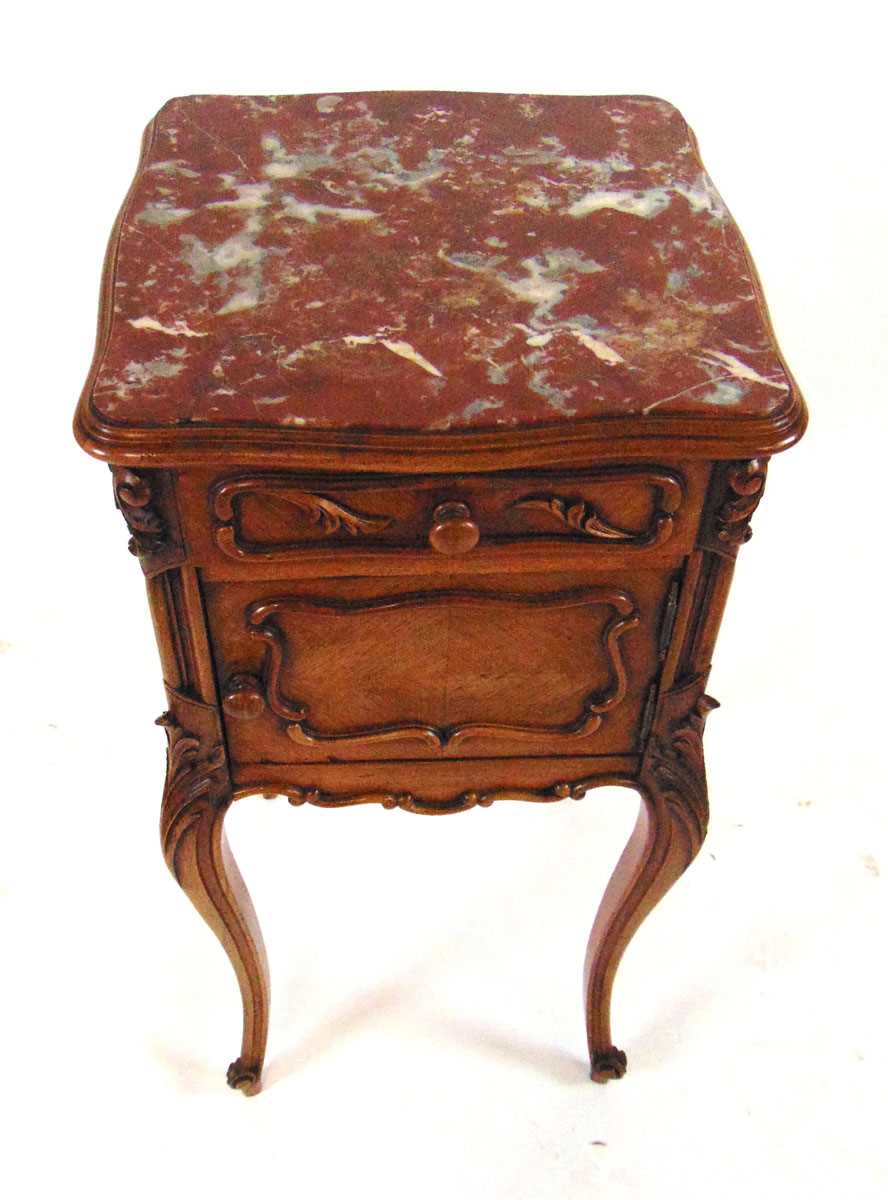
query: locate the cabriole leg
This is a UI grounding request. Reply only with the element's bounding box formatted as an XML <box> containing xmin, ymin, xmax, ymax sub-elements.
<box><xmin>158</xmin><ymin>712</ymin><xmax>270</xmax><ymax>1096</ymax></box>
<box><xmin>584</xmin><ymin>684</ymin><xmax>717</xmax><ymax>1081</ymax></box>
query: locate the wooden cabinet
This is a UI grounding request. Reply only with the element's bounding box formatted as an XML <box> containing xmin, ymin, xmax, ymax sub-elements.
<box><xmin>76</xmin><ymin>92</ymin><xmax>806</xmax><ymax>1096</ymax></box>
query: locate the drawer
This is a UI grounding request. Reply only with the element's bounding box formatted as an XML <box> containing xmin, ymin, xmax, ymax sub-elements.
<box><xmin>179</xmin><ymin>463</ymin><xmax>709</xmax><ymax>580</ymax></box>
<box><xmin>205</xmin><ymin>568</ymin><xmax>678</xmax><ymax>765</ymax></box>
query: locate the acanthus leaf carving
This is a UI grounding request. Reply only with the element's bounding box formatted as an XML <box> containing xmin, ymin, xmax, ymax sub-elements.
<box><xmin>512</xmin><ymin>495</ymin><xmax>637</xmax><ymax>540</ymax></box>
<box><xmin>641</xmin><ymin>677</ymin><xmax>719</xmax><ymax>866</ymax></box>
<box><xmin>708</xmin><ymin>458</ymin><xmax>768</xmax><ymax>555</ymax></box>
<box><xmin>511</xmin><ymin>468</ymin><xmax>684</xmax><ymax>547</ymax></box>
<box><xmin>211</xmin><ymin>476</ymin><xmax>392</xmax><ymax>560</ymax></box>
<box><xmin>267</xmin><ymin>491</ymin><xmax>393</xmax><ymax>537</ymax></box>
<box><xmin>112</xmin><ymin>467</ymin><xmax>166</xmax><ymax>557</ymax></box>
<box><xmin>157</xmin><ymin>708</ymin><xmax>228</xmax><ymax>883</ymax></box>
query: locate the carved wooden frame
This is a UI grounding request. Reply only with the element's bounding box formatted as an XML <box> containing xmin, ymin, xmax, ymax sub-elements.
<box><xmin>243</xmin><ymin>586</ymin><xmax>640</xmax><ymax>753</ymax></box>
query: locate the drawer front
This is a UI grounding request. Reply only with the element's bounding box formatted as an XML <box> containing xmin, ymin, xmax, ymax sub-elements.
<box><xmin>180</xmin><ymin>463</ymin><xmax>709</xmax><ymax>579</ymax></box>
<box><xmin>206</xmin><ymin>569</ymin><xmax>677</xmax><ymax>765</ymax></box>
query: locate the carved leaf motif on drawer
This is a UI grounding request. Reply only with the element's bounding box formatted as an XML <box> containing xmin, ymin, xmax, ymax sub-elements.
<box><xmin>509</xmin><ymin>469</ymin><xmax>684</xmax><ymax>547</ymax></box>
<box><xmin>512</xmin><ymin>496</ymin><xmax>637</xmax><ymax>540</ymax></box>
<box><xmin>212</xmin><ymin>477</ymin><xmax>392</xmax><ymax>559</ymax></box>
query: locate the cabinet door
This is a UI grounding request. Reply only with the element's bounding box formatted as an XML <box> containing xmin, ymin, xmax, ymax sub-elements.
<box><xmin>206</xmin><ymin>569</ymin><xmax>676</xmax><ymax>765</ymax></box>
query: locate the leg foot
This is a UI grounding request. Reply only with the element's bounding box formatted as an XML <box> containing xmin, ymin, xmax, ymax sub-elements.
<box><xmin>590</xmin><ymin>1046</ymin><xmax>628</xmax><ymax>1083</ymax></box>
<box><xmin>227</xmin><ymin>1057</ymin><xmax>263</xmax><ymax>1096</ymax></box>
<box><xmin>584</xmin><ymin>683</ymin><xmax>716</xmax><ymax>1080</ymax></box>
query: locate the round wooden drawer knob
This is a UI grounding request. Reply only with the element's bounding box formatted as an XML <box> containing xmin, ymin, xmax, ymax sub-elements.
<box><xmin>222</xmin><ymin>674</ymin><xmax>266</xmax><ymax>720</ymax></box>
<box><xmin>428</xmin><ymin>502</ymin><xmax>480</xmax><ymax>555</ymax></box>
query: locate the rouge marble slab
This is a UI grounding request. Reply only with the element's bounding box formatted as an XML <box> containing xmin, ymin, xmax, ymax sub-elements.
<box><xmin>77</xmin><ymin>92</ymin><xmax>804</xmax><ymax>467</ymax></box>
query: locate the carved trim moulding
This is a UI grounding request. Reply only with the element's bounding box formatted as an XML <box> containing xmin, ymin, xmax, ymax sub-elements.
<box><xmin>234</xmin><ymin>774</ymin><xmax>638</xmax><ymax>816</ymax></box>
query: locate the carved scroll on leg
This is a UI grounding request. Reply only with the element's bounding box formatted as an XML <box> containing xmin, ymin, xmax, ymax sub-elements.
<box><xmin>583</xmin><ymin>678</ymin><xmax>716</xmax><ymax>1082</ymax></box>
<box><xmin>158</xmin><ymin>710</ymin><xmax>270</xmax><ymax>1096</ymax></box>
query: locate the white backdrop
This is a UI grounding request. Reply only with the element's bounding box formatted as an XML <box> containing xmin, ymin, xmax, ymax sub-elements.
<box><xmin>2</xmin><ymin>3</ymin><xmax>886</xmax><ymax>1197</ymax></box>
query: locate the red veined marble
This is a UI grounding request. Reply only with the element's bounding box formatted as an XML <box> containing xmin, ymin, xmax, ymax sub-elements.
<box><xmin>89</xmin><ymin>92</ymin><xmax>794</xmax><ymax>433</ymax></box>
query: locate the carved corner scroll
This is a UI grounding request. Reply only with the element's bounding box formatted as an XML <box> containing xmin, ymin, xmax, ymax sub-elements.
<box><xmin>212</xmin><ymin>475</ymin><xmax>392</xmax><ymax>561</ymax></box>
<box><xmin>111</xmin><ymin>466</ymin><xmax>185</xmax><ymax>575</ymax></box>
<box><xmin>511</xmin><ymin>468</ymin><xmax>684</xmax><ymax>548</ymax></box>
<box><xmin>157</xmin><ymin>689</ymin><xmax>230</xmax><ymax>884</ymax></box>
<box><xmin>640</xmin><ymin>675</ymin><xmax>718</xmax><ymax>867</ymax></box>
<box><xmin>112</xmin><ymin>467</ymin><xmax>165</xmax><ymax>556</ymax></box>
<box><xmin>699</xmin><ymin>458</ymin><xmax>768</xmax><ymax>558</ymax></box>
<box><xmin>245</xmin><ymin>587</ymin><xmax>640</xmax><ymax>754</ymax></box>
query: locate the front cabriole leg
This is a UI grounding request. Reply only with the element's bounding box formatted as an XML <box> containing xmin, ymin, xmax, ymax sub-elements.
<box><xmin>158</xmin><ymin>696</ymin><xmax>270</xmax><ymax>1096</ymax></box>
<box><xmin>128</xmin><ymin>526</ymin><xmax>270</xmax><ymax>1098</ymax></box>
<box><xmin>583</xmin><ymin>676</ymin><xmax>717</xmax><ymax>1081</ymax></box>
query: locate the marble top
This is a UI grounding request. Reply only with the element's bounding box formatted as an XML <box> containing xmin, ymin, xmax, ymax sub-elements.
<box><xmin>89</xmin><ymin>92</ymin><xmax>794</xmax><ymax>433</ymax></box>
